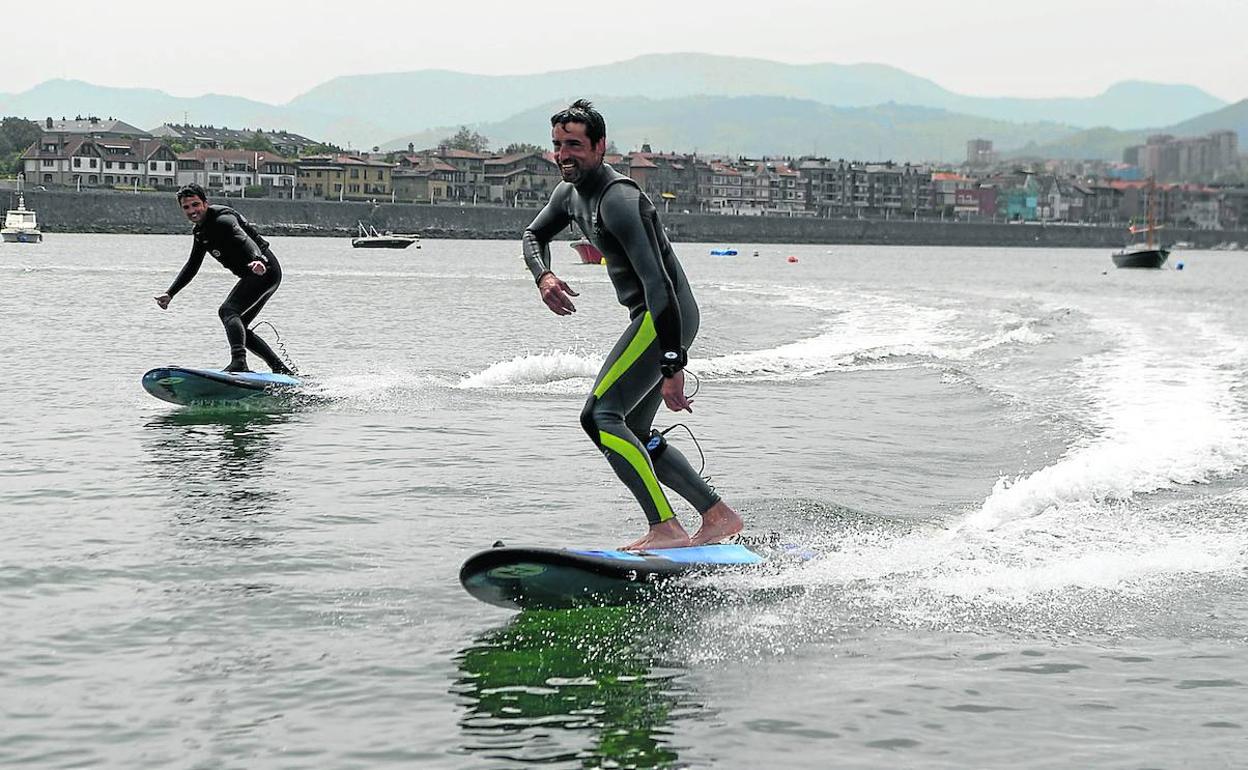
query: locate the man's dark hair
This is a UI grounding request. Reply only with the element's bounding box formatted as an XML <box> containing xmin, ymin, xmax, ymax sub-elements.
<box><xmin>176</xmin><ymin>183</ymin><xmax>207</xmax><ymax>202</ymax></box>
<box><xmin>550</xmin><ymin>99</ymin><xmax>606</xmax><ymax>145</ymax></box>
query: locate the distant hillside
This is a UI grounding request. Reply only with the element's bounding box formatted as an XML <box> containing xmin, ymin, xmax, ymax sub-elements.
<box><xmin>1169</xmin><ymin>99</ymin><xmax>1248</xmax><ymax>141</ymax></box>
<box><xmin>383</xmin><ymin>95</ymin><xmax>1082</xmax><ymax>163</ymax></box>
<box><xmin>0</xmin><ymin>79</ymin><xmax>390</xmax><ymax>148</ymax></box>
<box><xmin>291</xmin><ymin>54</ymin><xmax>1226</xmax><ymax>137</ymax></box>
<box><xmin>0</xmin><ymin>55</ymin><xmax>1232</xmax><ymax>152</ymax></box>
<box><xmin>1006</xmin><ymin>98</ymin><xmax>1248</xmax><ymax>160</ymax></box>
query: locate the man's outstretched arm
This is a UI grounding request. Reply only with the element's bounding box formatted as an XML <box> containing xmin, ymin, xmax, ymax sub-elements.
<box><xmin>523</xmin><ymin>188</ymin><xmax>579</xmax><ymax>315</ymax></box>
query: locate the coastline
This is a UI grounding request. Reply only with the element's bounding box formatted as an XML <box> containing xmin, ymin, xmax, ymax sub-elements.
<box><xmin>10</xmin><ymin>189</ymin><xmax>1248</xmax><ymax>249</ymax></box>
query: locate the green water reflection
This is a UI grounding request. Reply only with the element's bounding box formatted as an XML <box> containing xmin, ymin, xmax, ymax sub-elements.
<box><xmin>454</xmin><ymin>605</ymin><xmax>703</xmax><ymax>769</ymax></box>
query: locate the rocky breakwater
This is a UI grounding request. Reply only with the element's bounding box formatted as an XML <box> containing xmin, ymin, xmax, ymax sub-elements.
<box><xmin>16</xmin><ymin>189</ymin><xmax>1248</xmax><ymax>249</ymax></box>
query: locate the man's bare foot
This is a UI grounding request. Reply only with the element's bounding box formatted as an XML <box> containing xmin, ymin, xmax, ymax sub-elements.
<box><xmin>690</xmin><ymin>501</ymin><xmax>744</xmax><ymax>546</ymax></box>
<box><xmin>623</xmin><ymin>519</ymin><xmax>692</xmax><ymax>551</ymax></box>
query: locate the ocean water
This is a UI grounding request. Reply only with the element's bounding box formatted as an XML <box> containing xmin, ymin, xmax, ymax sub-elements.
<box><xmin>2</xmin><ymin>233</ymin><xmax>1246</xmax><ymax>769</ymax></box>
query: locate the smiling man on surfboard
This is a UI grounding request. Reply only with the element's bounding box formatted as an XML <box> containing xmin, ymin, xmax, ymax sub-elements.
<box><xmin>154</xmin><ymin>183</ymin><xmax>294</xmax><ymax>375</ymax></box>
<box><xmin>521</xmin><ymin>100</ymin><xmax>743</xmax><ymax>551</ymax></box>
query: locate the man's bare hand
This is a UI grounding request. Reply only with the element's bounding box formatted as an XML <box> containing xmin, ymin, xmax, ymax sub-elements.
<box><xmin>662</xmin><ymin>371</ymin><xmax>692</xmax><ymax>412</ymax></box>
<box><xmin>249</xmin><ymin>260</ymin><xmax>267</xmax><ymax>276</ymax></box>
<box><xmin>538</xmin><ymin>273</ymin><xmax>579</xmax><ymax>315</ymax></box>
<box><xmin>154</xmin><ymin>293</ymin><xmax>171</xmax><ymax>310</ymax></box>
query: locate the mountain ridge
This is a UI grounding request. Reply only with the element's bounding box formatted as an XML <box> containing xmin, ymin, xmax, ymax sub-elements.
<box><xmin>0</xmin><ymin>54</ymin><xmax>1236</xmax><ymax>160</ymax></box>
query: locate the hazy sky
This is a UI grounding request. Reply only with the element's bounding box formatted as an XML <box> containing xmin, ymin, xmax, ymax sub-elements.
<box><xmin>11</xmin><ymin>0</ymin><xmax>1245</xmax><ymax>104</ymax></box>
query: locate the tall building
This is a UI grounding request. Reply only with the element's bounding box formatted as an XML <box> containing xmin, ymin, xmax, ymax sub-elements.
<box><xmin>966</xmin><ymin>139</ymin><xmax>995</xmax><ymax>167</ymax></box>
<box><xmin>1124</xmin><ymin>132</ymin><xmax>1240</xmax><ymax>181</ymax></box>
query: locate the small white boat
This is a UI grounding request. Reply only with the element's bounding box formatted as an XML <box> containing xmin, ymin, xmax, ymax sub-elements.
<box><xmin>351</xmin><ymin>221</ymin><xmax>420</xmax><ymax>249</ymax></box>
<box><xmin>1</xmin><ymin>194</ymin><xmax>42</xmax><ymax>243</ymax></box>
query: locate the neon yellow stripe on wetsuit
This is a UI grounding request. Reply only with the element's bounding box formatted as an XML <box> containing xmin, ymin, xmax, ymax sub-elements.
<box><xmin>598</xmin><ymin>430</ymin><xmax>675</xmax><ymax>522</ymax></box>
<box><xmin>593</xmin><ymin>312</ymin><xmax>656</xmax><ymax>399</ymax></box>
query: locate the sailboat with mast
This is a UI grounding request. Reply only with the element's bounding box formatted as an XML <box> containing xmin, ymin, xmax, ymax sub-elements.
<box><xmin>1112</xmin><ymin>177</ymin><xmax>1169</xmax><ymax>269</ymax></box>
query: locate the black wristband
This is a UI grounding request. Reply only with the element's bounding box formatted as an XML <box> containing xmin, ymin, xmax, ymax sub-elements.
<box><xmin>660</xmin><ymin>349</ymin><xmax>687</xmax><ymax>378</ymax></box>
<box><xmin>535</xmin><ymin>270</ymin><xmax>553</xmax><ymax>286</ymax></box>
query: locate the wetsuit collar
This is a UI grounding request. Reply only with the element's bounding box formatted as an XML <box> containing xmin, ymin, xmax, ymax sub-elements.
<box><xmin>573</xmin><ymin>161</ymin><xmax>615</xmax><ymax>196</ymax></box>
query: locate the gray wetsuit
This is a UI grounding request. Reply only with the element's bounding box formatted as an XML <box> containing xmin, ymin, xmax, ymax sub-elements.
<box><xmin>523</xmin><ymin>163</ymin><xmax>720</xmax><ymax>525</ymax></box>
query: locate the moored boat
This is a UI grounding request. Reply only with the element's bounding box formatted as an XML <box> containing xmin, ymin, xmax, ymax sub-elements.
<box><xmin>570</xmin><ymin>239</ymin><xmax>604</xmax><ymax>264</ymax></box>
<box><xmin>1112</xmin><ymin>178</ymin><xmax>1167</xmax><ymax>269</ymax></box>
<box><xmin>1</xmin><ymin>194</ymin><xmax>43</xmax><ymax>243</ymax></box>
<box><xmin>352</xmin><ymin>221</ymin><xmax>419</xmax><ymax>249</ymax></box>
<box><xmin>1111</xmin><ymin>244</ymin><xmax>1169</xmax><ymax>269</ymax></box>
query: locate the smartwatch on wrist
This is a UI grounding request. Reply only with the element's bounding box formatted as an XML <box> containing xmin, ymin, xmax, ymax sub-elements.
<box><xmin>660</xmin><ymin>349</ymin><xmax>687</xmax><ymax>378</ymax></box>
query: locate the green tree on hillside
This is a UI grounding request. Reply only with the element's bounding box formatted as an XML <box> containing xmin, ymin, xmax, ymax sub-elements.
<box><xmin>0</xmin><ymin>117</ymin><xmax>40</xmax><ymax>175</ymax></box>
<box><xmin>300</xmin><ymin>142</ymin><xmax>343</xmax><ymax>157</ymax></box>
<box><xmin>440</xmin><ymin>126</ymin><xmax>490</xmax><ymax>153</ymax></box>
<box><xmin>501</xmin><ymin>142</ymin><xmax>544</xmax><ymax>155</ymax></box>
<box><xmin>242</xmin><ymin>131</ymin><xmax>276</xmax><ymax>153</ymax></box>
<box><xmin>162</xmin><ymin>137</ymin><xmax>196</xmax><ymax>153</ymax></box>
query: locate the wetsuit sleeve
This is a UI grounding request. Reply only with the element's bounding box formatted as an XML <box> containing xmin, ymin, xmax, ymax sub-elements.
<box><xmin>166</xmin><ymin>239</ymin><xmax>206</xmax><ymax>298</ymax></box>
<box><xmin>215</xmin><ymin>213</ymin><xmax>266</xmax><ymax>264</ymax></box>
<box><xmin>598</xmin><ymin>186</ymin><xmax>684</xmax><ymax>367</ymax></box>
<box><xmin>522</xmin><ymin>186</ymin><xmax>571</xmax><ymax>282</ymax></box>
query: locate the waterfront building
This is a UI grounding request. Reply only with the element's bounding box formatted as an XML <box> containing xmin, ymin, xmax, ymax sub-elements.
<box><xmin>22</xmin><ymin>135</ymin><xmax>176</xmax><ymax>190</ymax></box>
<box><xmin>799</xmin><ymin>158</ymin><xmax>934</xmax><ymax>219</ymax></box>
<box><xmin>701</xmin><ymin>161</ymin><xmax>746</xmax><ymax>214</ymax></box>
<box><xmin>932</xmin><ymin>172</ymin><xmax>970</xmax><ymax>216</ymax></box>
<box><xmin>1035</xmin><ymin>176</ymin><xmax>1089</xmax><ymax>222</ymax></box>
<box><xmin>483</xmin><ymin>151</ymin><xmax>560</xmax><ymax>206</ymax></box>
<box><xmin>1000</xmin><ymin>171</ymin><xmax>1040</xmax><ymax>221</ymax></box>
<box><xmin>392</xmin><ymin>155</ymin><xmax>456</xmax><ymax>204</ymax></box>
<box><xmin>152</xmin><ymin>124</ymin><xmax>319</xmax><ymax>157</ymax></box>
<box><xmin>176</xmin><ymin>149</ymin><xmax>296</xmax><ymax>199</ymax></box>
<box><xmin>424</xmin><ymin>148</ymin><xmax>490</xmax><ymax>203</ymax></box>
<box><xmin>36</xmin><ymin>116</ymin><xmax>150</xmax><ymax>140</ymax></box>
<box><xmin>1217</xmin><ymin>188</ymin><xmax>1248</xmax><ymax>229</ymax></box>
<box><xmin>294</xmin><ymin>154</ymin><xmax>393</xmax><ymax>201</ymax></box>
<box><xmin>1083</xmin><ymin>183</ymin><xmax>1127</xmax><ymax>224</ymax></box>
<box><xmin>620</xmin><ymin>148</ymin><xmax>702</xmax><ymax>212</ymax></box>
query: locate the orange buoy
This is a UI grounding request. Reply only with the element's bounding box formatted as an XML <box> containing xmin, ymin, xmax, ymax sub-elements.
<box><xmin>787</xmin><ymin>255</ymin><xmax>799</xmax><ymax>263</ymax></box>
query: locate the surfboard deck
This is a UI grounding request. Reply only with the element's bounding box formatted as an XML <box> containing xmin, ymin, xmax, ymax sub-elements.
<box><xmin>460</xmin><ymin>543</ymin><xmax>771</xmax><ymax>610</ymax></box>
<box><xmin>141</xmin><ymin>366</ymin><xmax>301</xmax><ymax>405</ymax></box>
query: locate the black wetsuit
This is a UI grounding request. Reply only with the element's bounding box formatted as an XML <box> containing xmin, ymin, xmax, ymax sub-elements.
<box><xmin>523</xmin><ymin>163</ymin><xmax>720</xmax><ymax>525</ymax></box>
<box><xmin>165</xmin><ymin>205</ymin><xmax>287</xmax><ymax>372</ymax></box>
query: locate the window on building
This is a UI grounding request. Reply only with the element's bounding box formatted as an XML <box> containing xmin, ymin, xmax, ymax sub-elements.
<box><xmin>73</xmin><ymin>158</ymin><xmax>82</xmax><ymax>168</ymax></box>
<box><xmin>43</xmin><ymin>174</ymin><xmax>52</xmax><ymax>183</ymax></box>
<box><xmin>89</xmin><ymin>176</ymin><xmax>97</xmax><ymax>184</ymax></box>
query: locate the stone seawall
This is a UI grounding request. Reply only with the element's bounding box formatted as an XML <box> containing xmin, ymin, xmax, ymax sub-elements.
<box><xmin>12</xmin><ymin>189</ymin><xmax>1248</xmax><ymax>249</ymax></box>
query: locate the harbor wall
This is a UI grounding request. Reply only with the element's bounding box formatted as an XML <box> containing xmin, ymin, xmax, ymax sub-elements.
<box><xmin>10</xmin><ymin>189</ymin><xmax>1248</xmax><ymax>250</ymax></box>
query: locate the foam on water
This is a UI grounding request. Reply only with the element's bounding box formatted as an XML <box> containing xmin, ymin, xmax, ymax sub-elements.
<box><xmin>455</xmin><ymin>287</ymin><xmax>1051</xmax><ymax>387</ymax></box>
<box><xmin>293</xmin><ymin>367</ymin><xmax>452</xmax><ymax>410</ymax></box>
<box><xmin>966</xmin><ymin>312</ymin><xmax>1248</xmax><ymax>530</ymax></box>
<box><xmin>716</xmin><ymin>309</ymin><xmax>1248</xmax><ymax>630</ymax></box>
<box><xmin>456</xmin><ymin>351</ymin><xmax>598</xmax><ymax>392</ymax></box>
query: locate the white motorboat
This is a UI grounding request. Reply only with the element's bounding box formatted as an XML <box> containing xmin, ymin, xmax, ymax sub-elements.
<box><xmin>1</xmin><ymin>194</ymin><xmax>42</xmax><ymax>243</ymax></box>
